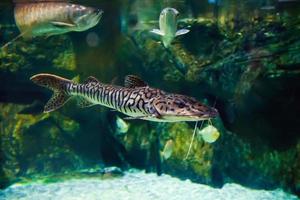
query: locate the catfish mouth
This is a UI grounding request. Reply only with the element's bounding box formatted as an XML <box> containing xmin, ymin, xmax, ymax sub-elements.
<box><xmin>201</xmin><ymin>107</ymin><xmax>219</xmax><ymax>119</ymax></box>
<box><xmin>159</xmin><ymin>107</ymin><xmax>219</xmax><ymax>122</ymax></box>
<box><xmin>171</xmin><ymin>107</ymin><xmax>218</xmax><ymax>121</ymax></box>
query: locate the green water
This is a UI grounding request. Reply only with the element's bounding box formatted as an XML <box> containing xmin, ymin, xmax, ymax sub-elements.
<box><xmin>0</xmin><ymin>0</ymin><xmax>300</xmax><ymax>199</ymax></box>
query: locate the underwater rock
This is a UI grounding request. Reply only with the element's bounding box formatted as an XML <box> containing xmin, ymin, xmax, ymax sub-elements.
<box><xmin>125</xmin><ymin>20</ymin><xmax>223</xmax><ymax>83</ymax></box>
<box><xmin>0</xmin><ymin>33</ymin><xmax>76</xmax><ymax>105</ymax></box>
<box><xmin>212</xmin><ymin>129</ymin><xmax>300</xmax><ymax>195</ymax></box>
<box><xmin>111</xmin><ymin>109</ymin><xmax>300</xmax><ymax>195</ymax></box>
<box><xmin>0</xmin><ymin>134</ymin><xmax>9</xmax><ymax>189</ymax></box>
<box><xmin>0</xmin><ymin>103</ymin><xmax>83</xmax><ymax>184</ymax></box>
<box><xmin>52</xmin><ymin>49</ymin><xmax>76</xmax><ymax>71</ymax></box>
<box><xmin>159</xmin><ymin>122</ymin><xmax>214</xmax><ymax>184</ymax></box>
<box><xmin>0</xmin><ymin>35</ymin><xmax>76</xmax><ymax>73</ymax></box>
<box><xmin>112</xmin><ymin>121</ymin><xmax>215</xmax><ymax>184</ymax></box>
<box><xmin>101</xmin><ymin>166</ymin><xmax>124</xmax><ymax>179</ymax></box>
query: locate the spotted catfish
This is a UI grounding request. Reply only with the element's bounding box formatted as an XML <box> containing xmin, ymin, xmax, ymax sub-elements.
<box><xmin>30</xmin><ymin>73</ymin><xmax>218</xmax><ymax>122</ymax></box>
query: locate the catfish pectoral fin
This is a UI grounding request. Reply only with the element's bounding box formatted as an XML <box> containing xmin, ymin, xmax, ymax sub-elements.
<box><xmin>123</xmin><ymin>116</ymin><xmax>146</xmax><ymax>120</ymax></box>
<box><xmin>124</xmin><ymin>113</ymin><xmax>161</xmax><ymax>120</ymax></box>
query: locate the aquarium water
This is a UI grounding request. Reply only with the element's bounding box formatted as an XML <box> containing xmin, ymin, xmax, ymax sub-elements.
<box><xmin>1</xmin><ymin>0</ymin><xmax>300</xmax><ymax>199</ymax></box>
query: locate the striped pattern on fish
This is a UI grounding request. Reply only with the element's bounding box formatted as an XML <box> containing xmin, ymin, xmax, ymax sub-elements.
<box><xmin>66</xmin><ymin>80</ymin><xmax>164</xmax><ymax>118</ymax></box>
<box><xmin>31</xmin><ymin>73</ymin><xmax>218</xmax><ymax>122</ymax></box>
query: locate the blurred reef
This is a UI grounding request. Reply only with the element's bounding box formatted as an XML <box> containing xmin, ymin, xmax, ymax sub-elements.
<box><xmin>1</xmin><ymin>0</ymin><xmax>300</xmax><ymax>197</ymax></box>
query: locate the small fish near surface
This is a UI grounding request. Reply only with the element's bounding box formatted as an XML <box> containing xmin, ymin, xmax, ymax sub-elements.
<box><xmin>13</xmin><ymin>0</ymin><xmax>103</xmax><ymax>39</ymax></box>
<box><xmin>150</xmin><ymin>7</ymin><xmax>190</xmax><ymax>48</ymax></box>
<box><xmin>30</xmin><ymin>73</ymin><xmax>218</xmax><ymax>123</ymax></box>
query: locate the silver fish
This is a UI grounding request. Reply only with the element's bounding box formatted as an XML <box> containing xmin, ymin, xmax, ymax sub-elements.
<box><xmin>14</xmin><ymin>1</ymin><xmax>102</xmax><ymax>38</ymax></box>
<box><xmin>30</xmin><ymin>74</ymin><xmax>218</xmax><ymax>122</ymax></box>
<box><xmin>160</xmin><ymin>139</ymin><xmax>174</xmax><ymax>160</ymax></box>
<box><xmin>150</xmin><ymin>8</ymin><xmax>189</xmax><ymax>48</ymax></box>
<box><xmin>116</xmin><ymin>116</ymin><xmax>129</xmax><ymax>134</ymax></box>
<box><xmin>198</xmin><ymin>125</ymin><xmax>220</xmax><ymax>143</ymax></box>
<box><xmin>260</xmin><ymin>5</ymin><xmax>276</xmax><ymax>10</ymax></box>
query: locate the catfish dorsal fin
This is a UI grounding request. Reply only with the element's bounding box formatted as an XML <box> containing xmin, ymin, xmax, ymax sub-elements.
<box><xmin>84</xmin><ymin>76</ymin><xmax>100</xmax><ymax>84</ymax></box>
<box><xmin>124</xmin><ymin>75</ymin><xmax>148</xmax><ymax>88</ymax></box>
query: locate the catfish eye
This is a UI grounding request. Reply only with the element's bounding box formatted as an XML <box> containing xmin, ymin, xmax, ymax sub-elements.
<box><xmin>177</xmin><ymin>102</ymin><xmax>185</xmax><ymax>108</ymax></box>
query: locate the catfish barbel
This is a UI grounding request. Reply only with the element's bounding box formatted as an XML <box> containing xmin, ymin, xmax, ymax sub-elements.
<box><xmin>30</xmin><ymin>73</ymin><xmax>218</xmax><ymax>122</ymax></box>
<box><xmin>13</xmin><ymin>0</ymin><xmax>103</xmax><ymax>38</ymax></box>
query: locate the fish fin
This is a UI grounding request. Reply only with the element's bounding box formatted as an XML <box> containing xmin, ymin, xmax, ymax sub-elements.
<box><xmin>21</xmin><ymin>28</ymin><xmax>34</xmax><ymax>39</ymax></box>
<box><xmin>124</xmin><ymin>75</ymin><xmax>148</xmax><ymax>88</ymax></box>
<box><xmin>84</xmin><ymin>76</ymin><xmax>100</xmax><ymax>84</ymax></box>
<box><xmin>110</xmin><ymin>76</ymin><xmax>119</xmax><ymax>85</ymax></box>
<box><xmin>44</xmin><ymin>91</ymin><xmax>70</xmax><ymax>113</ymax></box>
<box><xmin>175</xmin><ymin>29</ymin><xmax>190</xmax><ymax>36</ymax></box>
<box><xmin>83</xmin><ymin>76</ymin><xmax>101</xmax><ymax>88</ymax></box>
<box><xmin>71</xmin><ymin>75</ymin><xmax>80</xmax><ymax>83</ymax></box>
<box><xmin>30</xmin><ymin>73</ymin><xmax>73</xmax><ymax>113</ymax></box>
<box><xmin>123</xmin><ymin>113</ymin><xmax>161</xmax><ymax>120</ymax></box>
<box><xmin>150</xmin><ymin>29</ymin><xmax>165</xmax><ymax>36</ymax></box>
<box><xmin>123</xmin><ymin>114</ymin><xmax>153</xmax><ymax>120</ymax></box>
<box><xmin>123</xmin><ymin>116</ymin><xmax>146</xmax><ymax>120</ymax></box>
<box><xmin>51</xmin><ymin>21</ymin><xmax>76</xmax><ymax>28</ymax></box>
<box><xmin>77</xmin><ymin>97</ymin><xmax>96</xmax><ymax>108</ymax></box>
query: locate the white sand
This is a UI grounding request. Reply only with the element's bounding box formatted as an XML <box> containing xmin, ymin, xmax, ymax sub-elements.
<box><xmin>0</xmin><ymin>171</ymin><xmax>298</xmax><ymax>200</ymax></box>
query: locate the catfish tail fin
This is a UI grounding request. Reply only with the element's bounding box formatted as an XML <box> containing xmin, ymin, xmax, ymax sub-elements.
<box><xmin>30</xmin><ymin>73</ymin><xmax>73</xmax><ymax>113</ymax></box>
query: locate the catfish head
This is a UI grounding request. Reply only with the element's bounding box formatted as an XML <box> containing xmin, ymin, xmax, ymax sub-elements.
<box><xmin>149</xmin><ymin>94</ymin><xmax>218</xmax><ymax>122</ymax></box>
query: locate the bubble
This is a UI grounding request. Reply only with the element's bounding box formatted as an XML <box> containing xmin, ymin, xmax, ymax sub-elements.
<box><xmin>86</xmin><ymin>32</ymin><xmax>100</xmax><ymax>47</ymax></box>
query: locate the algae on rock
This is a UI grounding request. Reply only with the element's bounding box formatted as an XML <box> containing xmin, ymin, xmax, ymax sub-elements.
<box><xmin>111</xmin><ymin>121</ymin><xmax>216</xmax><ymax>184</ymax></box>
<box><xmin>0</xmin><ymin>103</ymin><xmax>83</xmax><ymax>184</ymax></box>
<box><xmin>0</xmin><ymin>35</ymin><xmax>76</xmax><ymax>73</ymax></box>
